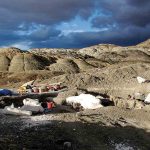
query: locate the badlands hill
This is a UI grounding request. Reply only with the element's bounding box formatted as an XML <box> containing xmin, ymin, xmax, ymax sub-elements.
<box><xmin>1</xmin><ymin>40</ymin><xmax>150</xmax><ymax>150</ymax></box>
<box><xmin>0</xmin><ymin>39</ymin><xmax>150</xmax><ymax>99</ymax></box>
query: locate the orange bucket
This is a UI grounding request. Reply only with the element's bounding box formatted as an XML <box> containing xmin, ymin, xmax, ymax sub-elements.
<box><xmin>47</xmin><ymin>102</ymin><xmax>53</xmax><ymax>109</ymax></box>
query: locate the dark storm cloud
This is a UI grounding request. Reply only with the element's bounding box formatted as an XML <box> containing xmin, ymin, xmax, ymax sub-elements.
<box><xmin>43</xmin><ymin>24</ymin><xmax>150</xmax><ymax>48</ymax></box>
<box><xmin>0</xmin><ymin>0</ymin><xmax>95</xmax><ymax>27</ymax></box>
<box><xmin>70</xmin><ymin>24</ymin><xmax>150</xmax><ymax>47</ymax></box>
<box><xmin>88</xmin><ymin>0</ymin><xmax>150</xmax><ymax>46</ymax></box>
<box><xmin>126</xmin><ymin>0</ymin><xmax>150</xmax><ymax>6</ymax></box>
<box><xmin>29</xmin><ymin>25</ymin><xmax>150</xmax><ymax>49</ymax></box>
<box><xmin>28</xmin><ymin>27</ymin><xmax>61</xmax><ymax>41</ymax></box>
<box><xmin>0</xmin><ymin>0</ymin><xmax>150</xmax><ymax>49</ymax></box>
<box><xmin>93</xmin><ymin>0</ymin><xmax>150</xmax><ymax>28</ymax></box>
<box><xmin>0</xmin><ymin>0</ymin><xmax>97</xmax><ymax>48</ymax></box>
<box><xmin>92</xmin><ymin>15</ymin><xmax>115</xmax><ymax>28</ymax></box>
<box><xmin>71</xmin><ymin>25</ymin><xmax>150</xmax><ymax>46</ymax></box>
<box><xmin>0</xmin><ymin>29</ymin><xmax>23</xmax><ymax>42</ymax></box>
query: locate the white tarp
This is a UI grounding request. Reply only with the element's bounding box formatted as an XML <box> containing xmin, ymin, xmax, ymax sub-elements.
<box><xmin>137</xmin><ymin>76</ymin><xmax>146</xmax><ymax>84</ymax></box>
<box><xmin>23</xmin><ymin>98</ymin><xmax>40</xmax><ymax>106</ymax></box>
<box><xmin>22</xmin><ymin>98</ymin><xmax>44</xmax><ymax>112</ymax></box>
<box><xmin>66</xmin><ymin>94</ymin><xmax>103</xmax><ymax>109</ymax></box>
<box><xmin>4</xmin><ymin>104</ymin><xmax>32</xmax><ymax>116</ymax></box>
<box><xmin>144</xmin><ymin>93</ymin><xmax>150</xmax><ymax>103</ymax></box>
<box><xmin>4</xmin><ymin>98</ymin><xmax>44</xmax><ymax>116</ymax></box>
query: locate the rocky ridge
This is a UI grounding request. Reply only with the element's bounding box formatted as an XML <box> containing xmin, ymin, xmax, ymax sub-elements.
<box><xmin>1</xmin><ymin>40</ymin><xmax>150</xmax><ymax>149</ymax></box>
<box><xmin>1</xmin><ymin>39</ymin><xmax>150</xmax><ymax>99</ymax></box>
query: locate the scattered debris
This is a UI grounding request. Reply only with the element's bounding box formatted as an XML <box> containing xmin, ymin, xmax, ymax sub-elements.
<box><xmin>18</xmin><ymin>81</ymin><xmax>64</xmax><ymax>94</ymax></box>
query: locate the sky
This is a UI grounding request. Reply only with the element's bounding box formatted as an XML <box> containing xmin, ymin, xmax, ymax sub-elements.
<box><xmin>0</xmin><ymin>0</ymin><xmax>150</xmax><ymax>50</ymax></box>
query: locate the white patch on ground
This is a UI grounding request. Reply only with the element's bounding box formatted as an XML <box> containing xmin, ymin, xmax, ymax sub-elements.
<box><xmin>110</xmin><ymin>141</ymin><xmax>136</xmax><ymax>150</ymax></box>
<box><xmin>21</xmin><ymin>114</ymin><xmax>57</xmax><ymax>129</ymax></box>
<box><xmin>115</xmin><ymin>143</ymin><xmax>134</xmax><ymax>150</ymax></box>
<box><xmin>114</xmin><ymin>143</ymin><xmax>134</xmax><ymax>150</ymax></box>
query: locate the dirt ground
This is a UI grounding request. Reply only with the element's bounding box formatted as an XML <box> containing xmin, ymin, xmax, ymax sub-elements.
<box><xmin>0</xmin><ymin>106</ymin><xmax>150</xmax><ymax>150</ymax></box>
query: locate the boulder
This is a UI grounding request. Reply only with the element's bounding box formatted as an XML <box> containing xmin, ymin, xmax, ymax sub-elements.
<box><xmin>111</xmin><ymin>97</ymin><xmax>144</xmax><ymax>109</ymax></box>
<box><xmin>133</xmin><ymin>93</ymin><xmax>145</xmax><ymax>101</ymax></box>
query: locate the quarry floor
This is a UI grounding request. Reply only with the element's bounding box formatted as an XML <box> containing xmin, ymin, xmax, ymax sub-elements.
<box><xmin>0</xmin><ymin>106</ymin><xmax>150</xmax><ymax>150</ymax></box>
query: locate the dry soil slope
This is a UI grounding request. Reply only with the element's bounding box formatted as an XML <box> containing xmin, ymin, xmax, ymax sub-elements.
<box><xmin>49</xmin><ymin>59</ymin><xmax>80</xmax><ymax>73</ymax></box>
<box><xmin>0</xmin><ymin>55</ymin><xmax>11</xmax><ymax>71</ymax></box>
<box><xmin>47</xmin><ymin>60</ymin><xmax>150</xmax><ymax>98</ymax></box>
<box><xmin>49</xmin><ymin>58</ymin><xmax>95</xmax><ymax>73</ymax></box>
<box><xmin>0</xmin><ymin>48</ymin><xmax>22</xmax><ymax>72</ymax></box>
<box><xmin>9</xmin><ymin>53</ymin><xmax>49</xmax><ymax>72</ymax></box>
<box><xmin>78</xmin><ymin>43</ymin><xmax>150</xmax><ymax>64</ymax></box>
<box><xmin>0</xmin><ymin>48</ymin><xmax>51</xmax><ymax>72</ymax></box>
<box><xmin>32</xmin><ymin>43</ymin><xmax>150</xmax><ymax>98</ymax></box>
<box><xmin>78</xmin><ymin>44</ymin><xmax>117</xmax><ymax>58</ymax></box>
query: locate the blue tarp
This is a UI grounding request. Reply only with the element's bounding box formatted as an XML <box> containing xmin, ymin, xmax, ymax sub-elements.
<box><xmin>0</xmin><ymin>89</ymin><xmax>12</xmax><ymax>96</ymax></box>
